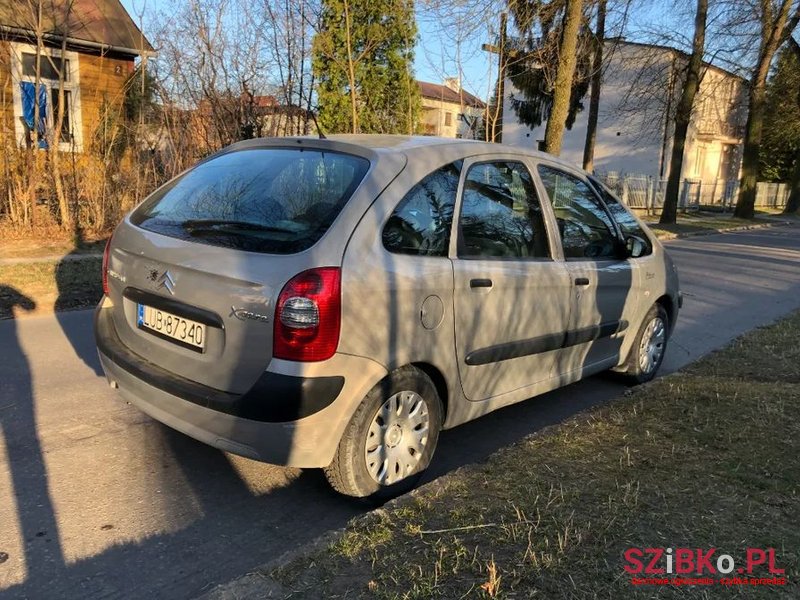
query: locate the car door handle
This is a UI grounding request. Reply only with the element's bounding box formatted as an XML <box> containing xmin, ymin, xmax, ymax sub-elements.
<box><xmin>470</xmin><ymin>278</ymin><xmax>493</xmax><ymax>289</ymax></box>
<box><xmin>574</xmin><ymin>277</ymin><xmax>590</xmax><ymax>286</ymax></box>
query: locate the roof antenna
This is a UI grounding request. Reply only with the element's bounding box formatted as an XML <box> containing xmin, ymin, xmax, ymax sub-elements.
<box><xmin>309</xmin><ymin>109</ymin><xmax>327</xmax><ymax>139</ymax></box>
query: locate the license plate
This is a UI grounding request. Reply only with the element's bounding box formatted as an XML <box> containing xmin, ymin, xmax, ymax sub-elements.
<box><xmin>137</xmin><ymin>304</ymin><xmax>206</xmax><ymax>351</ymax></box>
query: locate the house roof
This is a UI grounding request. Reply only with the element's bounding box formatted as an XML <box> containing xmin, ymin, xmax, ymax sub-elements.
<box><xmin>418</xmin><ymin>81</ymin><xmax>486</xmax><ymax>108</ymax></box>
<box><xmin>0</xmin><ymin>0</ymin><xmax>153</xmax><ymax>57</ymax></box>
<box><xmin>605</xmin><ymin>39</ymin><xmax>748</xmax><ymax>84</ymax></box>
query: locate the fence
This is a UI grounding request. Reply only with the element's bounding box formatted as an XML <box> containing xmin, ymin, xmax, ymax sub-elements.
<box><xmin>596</xmin><ymin>172</ymin><xmax>790</xmax><ymax>214</ymax></box>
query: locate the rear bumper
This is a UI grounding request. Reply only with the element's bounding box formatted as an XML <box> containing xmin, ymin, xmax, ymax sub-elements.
<box><xmin>95</xmin><ymin>302</ymin><xmax>388</xmax><ymax>467</ymax></box>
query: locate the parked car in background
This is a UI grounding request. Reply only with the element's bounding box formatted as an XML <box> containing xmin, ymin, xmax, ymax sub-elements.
<box><xmin>95</xmin><ymin>135</ymin><xmax>680</xmax><ymax>499</ymax></box>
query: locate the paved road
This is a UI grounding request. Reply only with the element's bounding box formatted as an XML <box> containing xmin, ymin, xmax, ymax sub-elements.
<box><xmin>1</xmin><ymin>226</ymin><xmax>798</xmax><ymax>599</ymax></box>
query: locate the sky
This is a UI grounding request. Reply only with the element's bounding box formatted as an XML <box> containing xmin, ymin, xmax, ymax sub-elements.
<box><xmin>119</xmin><ymin>0</ymin><xmax>498</xmax><ymax>99</ymax></box>
<box><xmin>117</xmin><ymin>0</ymin><xmax>696</xmax><ymax>102</ymax></box>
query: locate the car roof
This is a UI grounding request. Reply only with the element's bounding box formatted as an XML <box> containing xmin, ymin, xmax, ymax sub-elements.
<box><xmin>226</xmin><ymin>134</ymin><xmax>582</xmax><ymax>173</ymax></box>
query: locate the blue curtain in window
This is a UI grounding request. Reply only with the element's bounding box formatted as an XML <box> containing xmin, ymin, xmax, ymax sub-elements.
<box><xmin>20</xmin><ymin>81</ymin><xmax>48</xmax><ymax>149</ymax></box>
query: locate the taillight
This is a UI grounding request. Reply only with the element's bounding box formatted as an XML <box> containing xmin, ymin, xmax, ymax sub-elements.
<box><xmin>102</xmin><ymin>237</ymin><xmax>112</xmax><ymax>296</ymax></box>
<box><xmin>274</xmin><ymin>267</ymin><xmax>341</xmax><ymax>362</ymax></box>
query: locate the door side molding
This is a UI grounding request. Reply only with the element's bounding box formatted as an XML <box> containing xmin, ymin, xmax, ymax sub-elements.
<box><xmin>464</xmin><ymin>320</ymin><xmax>628</xmax><ymax>366</ymax></box>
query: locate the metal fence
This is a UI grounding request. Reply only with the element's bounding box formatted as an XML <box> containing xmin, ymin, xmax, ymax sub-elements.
<box><xmin>596</xmin><ymin>172</ymin><xmax>790</xmax><ymax>214</ymax></box>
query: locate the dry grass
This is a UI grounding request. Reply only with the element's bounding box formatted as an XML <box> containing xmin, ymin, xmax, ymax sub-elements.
<box><xmin>647</xmin><ymin>211</ymin><xmax>794</xmax><ymax>239</ymax></box>
<box><xmin>263</xmin><ymin>312</ymin><xmax>800</xmax><ymax>599</ymax></box>
<box><xmin>0</xmin><ymin>256</ymin><xmax>102</xmax><ymax>318</ymax></box>
<box><xmin>0</xmin><ymin>230</ymin><xmax>108</xmax><ymax>318</ymax></box>
<box><xmin>0</xmin><ymin>234</ymin><xmax>107</xmax><ymax>260</ymax></box>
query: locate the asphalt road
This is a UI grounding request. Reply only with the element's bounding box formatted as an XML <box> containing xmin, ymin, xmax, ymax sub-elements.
<box><xmin>1</xmin><ymin>225</ymin><xmax>799</xmax><ymax>599</ymax></box>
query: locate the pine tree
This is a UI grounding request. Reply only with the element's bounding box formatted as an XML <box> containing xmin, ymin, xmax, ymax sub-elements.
<box><xmin>312</xmin><ymin>0</ymin><xmax>420</xmax><ymax>134</ymax></box>
<box><xmin>733</xmin><ymin>1</ymin><xmax>800</xmax><ymax>219</ymax></box>
<box><xmin>505</xmin><ymin>0</ymin><xmax>593</xmax><ymax>153</ymax></box>
<box><xmin>760</xmin><ymin>39</ymin><xmax>800</xmax><ymax>214</ymax></box>
<box><xmin>759</xmin><ymin>42</ymin><xmax>800</xmax><ymax>183</ymax></box>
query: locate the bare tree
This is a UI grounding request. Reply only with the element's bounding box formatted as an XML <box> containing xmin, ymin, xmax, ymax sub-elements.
<box><xmin>582</xmin><ymin>0</ymin><xmax>607</xmax><ymax>171</ymax></box>
<box><xmin>660</xmin><ymin>0</ymin><xmax>707</xmax><ymax>224</ymax></box>
<box><xmin>417</xmin><ymin>0</ymin><xmax>504</xmax><ymax>140</ymax></box>
<box><xmin>152</xmin><ymin>0</ymin><xmax>277</xmax><ymax>152</ymax></box>
<box><xmin>261</xmin><ymin>0</ymin><xmax>318</xmax><ymax>135</ymax></box>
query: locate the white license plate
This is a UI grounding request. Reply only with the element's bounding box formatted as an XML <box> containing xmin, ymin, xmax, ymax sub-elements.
<box><xmin>137</xmin><ymin>304</ymin><xmax>206</xmax><ymax>351</ymax></box>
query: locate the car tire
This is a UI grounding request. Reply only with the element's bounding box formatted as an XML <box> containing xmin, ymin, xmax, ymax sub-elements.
<box><xmin>619</xmin><ymin>303</ymin><xmax>669</xmax><ymax>385</ymax></box>
<box><xmin>324</xmin><ymin>366</ymin><xmax>442</xmax><ymax>501</ymax></box>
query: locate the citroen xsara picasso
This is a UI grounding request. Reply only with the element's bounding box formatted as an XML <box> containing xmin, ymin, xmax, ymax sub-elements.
<box><xmin>95</xmin><ymin>136</ymin><xmax>680</xmax><ymax>499</ymax></box>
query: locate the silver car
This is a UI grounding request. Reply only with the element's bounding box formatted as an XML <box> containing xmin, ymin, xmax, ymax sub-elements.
<box><xmin>95</xmin><ymin>135</ymin><xmax>680</xmax><ymax>499</ymax></box>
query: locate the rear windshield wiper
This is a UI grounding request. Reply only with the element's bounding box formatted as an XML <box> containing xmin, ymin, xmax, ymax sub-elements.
<box><xmin>181</xmin><ymin>219</ymin><xmax>299</xmax><ymax>234</ymax></box>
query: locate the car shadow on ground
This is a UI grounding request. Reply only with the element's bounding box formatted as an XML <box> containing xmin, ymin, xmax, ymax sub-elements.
<box><xmin>0</xmin><ymin>357</ymin><xmax>629</xmax><ymax>599</ymax></box>
<box><xmin>4</xmin><ymin>226</ymin><xmax>797</xmax><ymax>598</ymax></box>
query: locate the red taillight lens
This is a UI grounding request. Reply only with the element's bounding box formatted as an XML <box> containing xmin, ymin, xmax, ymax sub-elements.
<box><xmin>274</xmin><ymin>267</ymin><xmax>341</xmax><ymax>362</ymax></box>
<box><xmin>102</xmin><ymin>237</ymin><xmax>112</xmax><ymax>296</ymax></box>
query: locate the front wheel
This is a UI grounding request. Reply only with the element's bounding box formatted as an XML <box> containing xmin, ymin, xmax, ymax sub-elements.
<box><xmin>620</xmin><ymin>304</ymin><xmax>669</xmax><ymax>384</ymax></box>
<box><xmin>324</xmin><ymin>366</ymin><xmax>442</xmax><ymax>500</ymax></box>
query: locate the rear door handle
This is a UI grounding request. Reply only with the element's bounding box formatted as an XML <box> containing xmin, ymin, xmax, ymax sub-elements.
<box><xmin>470</xmin><ymin>278</ymin><xmax>493</xmax><ymax>289</ymax></box>
<box><xmin>574</xmin><ymin>277</ymin><xmax>590</xmax><ymax>286</ymax></box>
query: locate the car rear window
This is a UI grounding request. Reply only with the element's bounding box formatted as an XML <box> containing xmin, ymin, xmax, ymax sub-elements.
<box><xmin>130</xmin><ymin>148</ymin><xmax>370</xmax><ymax>254</ymax></box>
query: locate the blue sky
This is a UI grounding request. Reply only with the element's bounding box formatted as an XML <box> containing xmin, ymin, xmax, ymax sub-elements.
<box><xmin>117</xmin><ymin>0</ymin><xmax>689</xmax><ymax>102</ymax></box>
<box><xmin>119</xmin><ymin>0</ymin><xmax>495</xmax><ymax>98</ymax></box>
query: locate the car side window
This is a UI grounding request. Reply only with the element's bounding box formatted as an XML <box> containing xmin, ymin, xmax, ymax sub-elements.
<box><xmin>382</xmin><ymin>161</ymin><xmax>461</xmax><ymax>256</ymax></box>
<box><xmin>458</xmin><ymin>161</ymin><xmax>550</xmax><ymax>259</ymax></box>
<box><xmin>537</xmin><ymin>166</ymin><xmax>620</xmax><ymax>260</ymax></box>
<box><xmin>590</xmin><ymin>179</ymin><xmax>653</xmax><ymax>257</ymax></box>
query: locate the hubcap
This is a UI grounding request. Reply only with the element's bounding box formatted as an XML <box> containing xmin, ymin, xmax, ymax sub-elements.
<box><xmin>638</xmin><ymin>316</ymin><xmax>666</xmax><ymax>374</ymax></box>
<box><xmin>365</xmin><ymin>390</ymin><xmax>430</xmax><ymax>486</ymax></box>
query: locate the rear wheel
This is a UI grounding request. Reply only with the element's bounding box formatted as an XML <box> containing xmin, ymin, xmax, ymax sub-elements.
<box><xmin>620</xmin><ymin>304</ymin><xmax>669</xmax><ymax>384</ymax></box>
<box><xmin>324</xmin><ymin>366</ymin><xmax>442</xmax><ymax>500</ymax></box>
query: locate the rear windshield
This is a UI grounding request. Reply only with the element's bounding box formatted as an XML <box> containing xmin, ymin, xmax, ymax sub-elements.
<box><xmin>131</xmin><ymin>148</ymin><xmax>370</xmax><ymax>254</ymax></box>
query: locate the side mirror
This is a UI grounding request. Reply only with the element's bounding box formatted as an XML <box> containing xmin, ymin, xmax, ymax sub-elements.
<box><xmin>625</xmin><ymin>235</ymin><xmax>648</xmax><ymax>258</ymax></box>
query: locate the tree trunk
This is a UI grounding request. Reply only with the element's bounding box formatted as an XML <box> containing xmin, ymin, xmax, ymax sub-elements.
<box><xmin>784</xmin><ymin>152</ymin><xmax>800</xmax><ymax>213</ymax></box>
<box><xmin>734</xmin><ymin>0</ymin><xmax>799</xmax><ymax>219</ymax></box>
<box><xmin>734</xmin><ymin>84</ymin><xmax>766</xmax><ymax>219</ymax></box>
<box><xmin>543</xmin><ymin>0</ymin><xmax>583</xmax><ymax>156</ymax></box>
<box><xmin>582</xmin><ymin>0</ymin><xmax>606</xmax><ymax>172</ymax></box>
<box><xmin>53</xmin><ymin>19</ymin><xmax>74</xmax><ymax>235</ymax></box>
<box><xmin>342</xmin><ymin>0</ymin><xmax>359</xmax><ymax>134</ymax></box>
<box><xmin>660</xmin><ymin>0</ymin><xmax>707</xmax><ymax>225</ymax></box>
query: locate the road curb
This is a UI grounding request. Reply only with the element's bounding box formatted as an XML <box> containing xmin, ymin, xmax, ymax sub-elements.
<box><xmin>196</xmin><ymin>484</ymin><xmax>446</xmax><ymax>600</ymax></box>
<box><xmin>196</xmin><ymin>525</ymin><xmax>348</xmax><ymax>599</ymax></box>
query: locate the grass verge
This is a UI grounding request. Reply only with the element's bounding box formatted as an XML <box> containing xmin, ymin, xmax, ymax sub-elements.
<box><xmin>257</xmin><ymin>311</ymin><xmax>800</xmax><ymax>599</ymax></box>
<box><xmin>646</xmin><ymin>211</ymin><xmax>794</xmax><ymax>238</ymax></box>
<box><xmin>0</xmin><ymin>257</ymin><xmax>102</xmax><ymax>318</ymax></box>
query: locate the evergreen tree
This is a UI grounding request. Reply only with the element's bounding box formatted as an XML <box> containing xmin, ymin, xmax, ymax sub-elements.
<box><xmin>733</xmin><ymin>1</ymin><xmax>800</xmax><ymax>219</ymax></box>
<box><xmin>761</xmin><ymin>38</ymin><xmax>800</xmax><ymax>214</ymax></box>
<box><xmin>312</xmin><ymin>0</ymin><xmax>420</xmax><ymax>134</ymax></box>
<box><xmin>505</xmin><ymin>0</ymin><xmax>593</xmax><ymax>151</ymax></box>
<box><xmin>759</xmin><ymin>41</ymin><xmax>800</xmax><ymax>183</ymax></box>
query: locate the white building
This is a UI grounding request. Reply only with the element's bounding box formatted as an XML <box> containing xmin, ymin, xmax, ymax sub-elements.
<box><xmin>501</xmin><ymin>40</ymin><xmax>748</xmax><ymax>185</ymax></box>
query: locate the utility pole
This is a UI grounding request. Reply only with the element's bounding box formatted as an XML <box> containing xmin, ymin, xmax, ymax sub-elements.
<box><xmin>482</xmin><ymin>13</ymin><xmax>509</xmax><ymax>142</ymax></box>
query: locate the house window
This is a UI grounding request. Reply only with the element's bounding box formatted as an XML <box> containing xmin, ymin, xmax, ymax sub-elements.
<box><xmin>11</xmin><ymin>43</ymin><xmax>82</xmax><ymax>151</ymax></box>
<box><xmin>444</xmin><ymin>112</ymin><xmax>452</xmax><ymax>127</ymax></box>
<box><xmin>21</xmin><ymin>52</ymin><xmax>70</xmax><ymax>81</ymax></box>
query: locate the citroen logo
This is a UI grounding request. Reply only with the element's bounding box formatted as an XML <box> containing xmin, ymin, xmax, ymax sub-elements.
<box><xmin>158</xmin><ymin>270</ymin><xmax>176</xmax><ymax>295</ymax></box>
